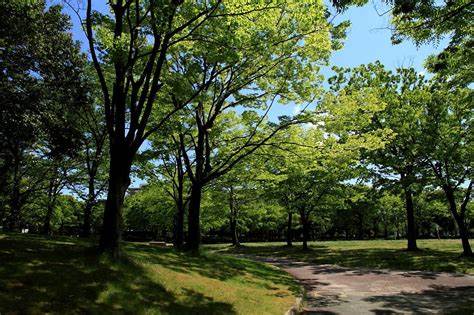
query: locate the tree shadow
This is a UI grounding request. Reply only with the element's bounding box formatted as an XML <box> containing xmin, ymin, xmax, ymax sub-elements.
<box><xmin>364</xmin><ymin>285</ymin><xmax>474</xmax><ymax>314</ymax></box>
<box><xmin>304</xmin><ymin>291</ymin><xmax>347</xmax><ymax>309</ymax></box>
<box><xmin>369</xmin><ymin>309</ymin><xmax>403</xmax><ymax>315</ymax></box>
<box><xmin>221</xmin><ymin>243</ymin><xmax>474</xmax><ymax>274</ymax></box>
<box><xmin>126</xmin><ymin>242</ymin><xmax>301</xmax><ymax>295</ymax></box>
<box><xmin>0</xmin><ymin>235</ymin><xmax>236</xmax><ymax>314</ymax></box>
<box><xmin>304</xmin><ymin>311</ymin><xmax>339</xmax><ymax>315</ymax></box>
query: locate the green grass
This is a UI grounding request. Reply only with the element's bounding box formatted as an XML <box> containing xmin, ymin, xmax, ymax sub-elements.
<box><xmin>0</xmin><ymin>233</ymin><xmax>300</xmax><ymax>315</ymax></box>
<box><xmin>208</xmin><ymin>239</ymin><xmax>474</xmax><ymax>274</ymax></box>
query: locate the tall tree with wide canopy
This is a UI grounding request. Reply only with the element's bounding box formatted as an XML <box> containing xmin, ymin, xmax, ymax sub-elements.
<box><xmin>421</xmin><ymin>83</ymin><xmax>473</xmax><ymax>256</ymax></box>
<box><xmin>84</xmin><ymin>0</ymin><xmax>347</xmax><ymax>255</ymax></box>
<box><xmin>0</xmin><ymin>0</ymin><xmax>88</xmax><ymax>231</ymax></box>
<box><xmin>150</xmin><ymin>0</ymin><xmax>348</xmax><ymax>250</ymax></box>
<box><xmin>266</xmin><ymin>88</ymin><xmax>388</xmax><ymax>250</ymax></box>
<box><xmin>328</xmin><ymin>62</ymin><xmax>429</xmax><ymax>251</ymax></box>
<box><xmin>84</xmin><ymin>0</ymin><xmax>231</xmax><ymax>256</ymax></box>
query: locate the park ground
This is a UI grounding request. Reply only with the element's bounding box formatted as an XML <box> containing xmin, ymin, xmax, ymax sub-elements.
<box><xmin>211</xmin><ymin>240</ymin><xmax>474</xmax><ymax>314</ymax></box>
<box><xmin>0</xmin><ymin>233</ymin><xmax>299</xmax><ymax>315</ymax></box>
<box><xmin>1</xmin><ymin>235</ymin><xmax>473</xmax><ymax>314</ymax></box>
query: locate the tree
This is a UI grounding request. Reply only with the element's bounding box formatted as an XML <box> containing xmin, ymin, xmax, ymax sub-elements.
<box><xmin>421</xmin><ymin>83</ymin><xmax>473</xmax><ymax>256</ymax></box>
<box><xmin>0</xmin><ymin>0</ymin><xmax>88</xmax><ymax>231</ymax></box>
<box><xmin>214</xmin><ymin>160</ymin><xmax>265</xmax><ymax>247</ymax></box>
<box><xmin>142</xmin><ymin>124</ymin><xmax>189</xmax><ymax>249</ymax></box>
<box><xmin>329</xmin><ymin>63</ymin><xmax>430</xmax><ymax>251</ymax></box>
<box><xmin>69</xmin><ymin>74</ymin><xmax>109</xmax><ymax>237</ymax></box>
<box><xmin>377</xmin><ymin>190</ymin><xmax>405</xmax><ymax>239</ymax></box>
<box><xmin>42</xmin><ymin>158</ymin><xmax>77</xmax><ymax>235</ymax></box>
<box><xmin>123</xmin><ymin>183</ymin><xmax>174</xmax><ymax>240</ymax></box>
<box><xmin>156</xmin><ymin>0</ymin><xmax>347</xmax><ymax>250</ymax></box>
<box><xmin>266</xmin><ymin>89</ymin><xmax>387</xmax><ymax>249</ymax></box>
<box><xmin>83</xmin><ymin>0</ymin><xmax>232</xmax><ymax>256</ymax></box>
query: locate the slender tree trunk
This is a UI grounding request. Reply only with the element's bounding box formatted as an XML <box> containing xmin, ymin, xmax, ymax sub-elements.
<box><xmin>286</xmin><ymin>211</ymin><xmax>293</xmax><ymax>246</ymax></box>
<box><xmin>99</xmin><ymin>148</ymin><xmax>131</xmax><ymax>257</ymax></box>
<box><xmin>357</xmin><ymin>212</ymin><xmax>364</xmax><ymax>240</ymax></box>
<box><xmin>230</xmin><ymin>216</ymin><xmax>239</xmax><ymax>246</ymax></box>
<box><xmin>43</xmin><ymin>170</ymin><xmax>60</xmax><ymax>236</ymax></box>
<box><xmin>445</xmin><ymin>188</ymin><xmax>472</xmax><ymax>256</ymax></box>
<box><xmin>302</xmin><ymin>214</ymin><xmax>310</xmax><ymax>251</ymax></box>
<box><xmin>403</xmin><ymin>185</ymin><xmax>418</xmax><ymax>251</ymax></box>
<box><xmin>82</xmin><ymin>202</ymin><xmax>94</xmax><ymax>237</ymax></box>
<box><xmin>81</xmin><ymin>178</ymin><xmax>95</xmax><ymax>237</ymax></box>
<box><xmin>8</xmin><ymin>150</ymin><xmax>21</xmax><ymax>232</ymax></box>
<box><xmin>229</xmin><ymin>186</ymin><xmax>240</xmax><ymax>247</ymax></box>
<box><xmin>172</xmin><ymin>146</ymin><xmax>186</xmax><ymax>249</ymax></box>
<box><xmin>43</xmin><ymin>203</ymin><xmax>54</xmax><ymax>235</ymax></box>
<box><xmin>187</xmin><ymin>183</ymin><xmax>202</xmax><ymax>251</ymax></box>
<box><xmin>173</xmin><ymin>194</ymin><xmax>185</xmax><ymax>250</ymax></box>
<box><xmin>8</xmin><ymin>178</ymin><xmax>21</xmax><ymax>232</ymax></box>
<box><xmin>372</xmin><ymin>218</ymin><xmax>378</xmax><ymax>239</ymax></box>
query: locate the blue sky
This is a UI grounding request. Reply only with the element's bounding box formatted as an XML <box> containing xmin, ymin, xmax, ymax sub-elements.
<box><xmin>328</xmin><ymin>3</ymin><xmax>447</xmax><ymax>73</ymax></box>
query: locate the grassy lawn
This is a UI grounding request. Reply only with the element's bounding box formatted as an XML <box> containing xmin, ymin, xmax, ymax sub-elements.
<box><xmin>208</xmin><ymin>239</ymin><xmax>474</xmax><ymax>274</ymax></box>
<box><xmin>0</xmin><ymin>234</ymin><xmax>299</xmax><ymax>315</ymax></box>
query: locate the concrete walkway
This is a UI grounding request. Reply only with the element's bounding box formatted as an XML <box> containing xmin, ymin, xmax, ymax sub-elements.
<box><xmin>255</xmin><ymin>257</ymin><xmax>474</xmax><ymax>314</ymax></box>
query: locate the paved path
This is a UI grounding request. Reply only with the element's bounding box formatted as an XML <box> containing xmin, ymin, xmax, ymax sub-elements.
<box><xmin>254</xmin><ymin>257</ymin><xmax>474</xmax><ymax>314</ymax></box>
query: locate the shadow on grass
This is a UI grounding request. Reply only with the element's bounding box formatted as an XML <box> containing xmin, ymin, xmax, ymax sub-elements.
<box><xmin>126</xmin><ymin>242</ymin><xmax>301</xmax><ymax>296</ymax></box>
<box><xmin>221</xmin><ymin>243</ymin><xmax>474</xmax><ymax>274</ymax></box>
<box><xmin>0</xmin><ymin>235</ymin><xmax>236</xmax><ymax>314</ymax></box>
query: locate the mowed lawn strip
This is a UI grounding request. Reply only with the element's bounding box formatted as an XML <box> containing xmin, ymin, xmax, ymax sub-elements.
<box><xmin>209</xmin><ymin>239</ymin><xmax>474</xmax><ymax>274</ymax></box>
<box><xmin>0</xmin><ymin>233</ymin><xmax>300</xmax><ymax>315</ymax></box>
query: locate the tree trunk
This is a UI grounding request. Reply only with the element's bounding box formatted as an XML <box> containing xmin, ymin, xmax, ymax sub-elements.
<box><xmin>99</xmin><ymin>149</ymin><xmax>131</xmax><ymax>257</ymax></box>
<box><xmin>404</xmin><ymin>186</ymin><xmax>418</xmax><ymax>251</ymax></box>
<box><xmin>302</xmin><ymin>216</ymin><xmax>310</xmax><ymax>251</ymax></box>
<box><xmin>8</xmin><ymin>151</ymin><xmax>21</xmax><ymax>232</ymax></box>
<box><xmin>229</xmin><ymin>186</ymin><xmax>240</xmax><ymax>247</ymax></box>
<box><xmin>81</xmin><ymin>178</ymin><xmax>95</xmax><ymax>237</ymax></box>
<box><xmin>172</xmin><ymin>147</ymin><xmax>186</xmax><ymax>250</ymax></box>
<box><xmin>42</xmin><ymin>174</ymin><xmax>57</xmax><ymax>236</ymax></box>
<box><xmin>286</xmin><ymin>211</ymin><xmax>293</xmax><ymax>246</ymax></box>
<box><xmin>445</xmin><ymin>188</ymin><xmax>472</xmax><ymax>256</ymax></box>
<box><xmin>8</xmin><ymin>178</ymin><xmax>21</xmax><ymax>232</ymax></box>
<box><xmin>173</xmin><ymin>195</ymin><xmax>185</xmax><ymax>250</ymax></box>
<box><xmin>372</xmin><ymin>218</ymin><xmax>378</xmax><ymax>239</ymax></box>
<box><xmin>457</xmin><ymin>220</ymin><xmax>472</xmax><ymax>256</ymax></box>
<box><xmin>357</xmin><ymin>212</ymin><xmax>364</xmax><ymax>240</ymax></box>
<box><xmin>230</xmin><ymin>216</ymin><xmax>239</xmax><ymax>246</ymax></box>
<box><xmin>187</xmin><ymin>183</ymin><xmax>202</xmax><ymax>251</ymax></box>
<box><xmin>82</xmin><ymin>201</ymin><xmax>94</xmax><ymax>237</ymax></box>
<box><xmin>43</xmin><ymin>203</ymin><xmax>54</xmax><ymax>235</ymax></box>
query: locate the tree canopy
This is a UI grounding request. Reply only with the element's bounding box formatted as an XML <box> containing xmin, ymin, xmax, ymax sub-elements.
<box><xmin>1</xmin><ymin>0</ymin><xmax>472</xmax><ymax>258</ymax></box>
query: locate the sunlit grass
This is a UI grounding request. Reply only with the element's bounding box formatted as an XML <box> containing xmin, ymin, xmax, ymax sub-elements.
<box><xmin>208</xmin><ymin>239</ymin><xmax>474</xmax><ymax>274</ymax></box>
<box><xmin>0</xmin><ymin>233</ymin><xmax>299</xmax><ymax>314</ymax></box>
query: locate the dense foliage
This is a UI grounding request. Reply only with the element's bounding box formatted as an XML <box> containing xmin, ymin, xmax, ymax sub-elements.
<box><xmin>0</xmin><ymin>0</ymin><xmax>472</xmax><ymax>257</ymax></box>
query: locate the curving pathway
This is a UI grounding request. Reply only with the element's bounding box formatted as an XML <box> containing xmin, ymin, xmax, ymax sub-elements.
<box><xmin>253</xmin><ymin>257</ymin><xmax>474</xmax><ymax>314</ymax></box>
